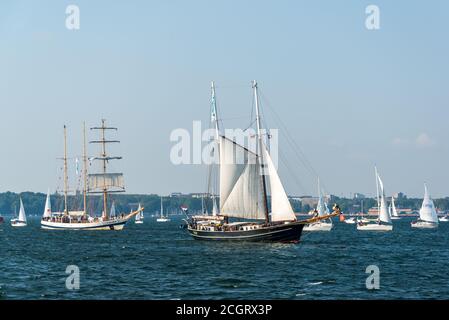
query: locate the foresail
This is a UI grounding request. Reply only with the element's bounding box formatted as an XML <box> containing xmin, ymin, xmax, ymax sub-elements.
<box><xmin>219</xmin><ymin>136</ymin><xmax>265</xmax><ymax>220</ymax></box>
<box><xmin>391</xmin><ymin>197</ymin><xmax>399</xmax><ymax>217</ymax></box>
<box><xmin>263</xmin><ymin>146</ymin><xmax>296</xmax><ymax>222</ymax></box>
<box><xmin>19</xmin><ymin>198</ymin><xmax>27</xmax><ymax>222</ymax></box>
<box><xmin>43</xmin><ymin>190</ymin><xmax>52</xmax><ymax>218</ymax></box>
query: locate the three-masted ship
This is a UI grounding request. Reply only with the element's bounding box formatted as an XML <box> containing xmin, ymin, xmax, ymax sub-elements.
<box><xmin>41</xmin><ymin>120</ymin><xmax>143</xmax><ymax>230</ymax></box>
<box><xmin>185</xmin><ymin>81</ymin><xmax>339</xmax><ymax>242</ymax></box>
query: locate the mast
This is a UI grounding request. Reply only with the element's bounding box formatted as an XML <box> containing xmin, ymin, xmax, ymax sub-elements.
<box><xmin>63</xmin><ymin>125</ymin><xmax>69</xmax><ymax>215</ymax></box>
<box><xmin>90</xmin><ymin>119</ymin><xmax>122</xmax><ymax>221</ymax></box>
<box><xmin>375</xmin><ymin>166</ymin><xmax>380</xmax><ymax>217</ymax></box>
<box><xmin>82</xmin><ymin>121</ymin><xmax>88</xmax><ymax>216</ymax></box>
<box><xmin>160</xmin><ymin>197</ymin><xmax>164</xmax><ymax>218</ymax></box>
<box><xmin>253</xmin><ymin>80</ymin><xmax>269</xmax><ymax>224</ymax></box>
<box><xmin>207</xmin><ymin>81</ymin><xmax>220</xmax><ymax>214</ymax></box>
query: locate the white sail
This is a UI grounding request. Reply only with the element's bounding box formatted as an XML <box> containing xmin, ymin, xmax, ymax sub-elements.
<box><xmin>88</xmin><ymin>173</ymin><xmax>124</xmax><ymax>191</ymax></box>
<box><xmin>219</xmin><ymin>136</ymin><xmax>265</xmax><ymax>220</ymax></box>
<box><xmin>391</xmin><ymin>197</ymin><xmax>399</xmax><ymax>217</ymax></box>
<box><xmin>43</xmin><ymin>189</ymin><xmax>52</xmax><ymax>218</ymax></box>
<box><xmin>110</xmin><ymin>201</ymin><xmax>116</xmax><ymax>218</ymax></box>
<box><xmin>263</xmin><ymin>146</ymin><xmax>296</xmax><ymax>222</ymax></box>
<box><xmin>419</xmin><ymin>184</ymin><xmax>438</xmax><ymax>223</ymax></box>
<box><xmin>377</xmin><ymin>172</ymin><xmax>391</xmax><ymax>224</ymax></box>
<box><xmin>18</xmin><ymin>198</ymin><xmax>27</xmax><ymax>223</ymax></box>
<box><xmin>160</xmin><ymin>197</ymin><xmax>164</xmax><ymax>218</ymax></box>
<box><xmin>212</xmin><ymin>197</ymin><xmax>219</xmax><ymax>216</ymax></box>
<box><xmin>135</xmin><ymin>203</ymin><xmax>143</xmax><ymax>220</ymax></box>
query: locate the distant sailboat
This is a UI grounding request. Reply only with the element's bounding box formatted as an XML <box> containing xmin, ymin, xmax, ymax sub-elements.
<box><xmin>157</xmin><ymin>197</ymin><xmax>170</xmax><ymax>222</ymax></box>
<box><xmin>390</xmin><ymin>196</ymin><xmax>401</xmax><ymax>220</ymax></box>
<box><xmin>357</xmin><ymin>167</ymin><xmax>392</xmax><ymax>231</ymax></box>
<box><xmin>135</xmin><ymin>203</ymin><xmax>144</xmax><ymax>224</ymax></box>
<box><xmin>304</xmin><ymin>179</ymin><xmax>333</xmax><ymax>231</ymax></box>
<box><xmin>411</xmin><ymin>184</ymin><xmax>438</xmax><ymax>228</ymax></box>
<box><xmin>11</xmin><ymin>198</ymin><xmax>27</xmax><ymax>227</ymax></box>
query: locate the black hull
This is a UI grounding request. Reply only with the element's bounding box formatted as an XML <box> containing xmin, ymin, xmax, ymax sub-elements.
<box><xmin>187</xmin><ymin>222</ymin><xmax>305</xmax><ymax>242</ymax></box>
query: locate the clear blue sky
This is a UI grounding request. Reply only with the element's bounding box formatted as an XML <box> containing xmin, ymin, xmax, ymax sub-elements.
<box><xmin>0</xmin><ymin>0</ymin><xmax>448</xmax><ymax>198</ymax></box>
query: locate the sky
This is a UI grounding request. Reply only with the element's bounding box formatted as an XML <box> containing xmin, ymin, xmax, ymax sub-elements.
<box><xmin>0</xmin><ymin>0</ymin><xmax>448</xmax><ymax>198</ymax></box>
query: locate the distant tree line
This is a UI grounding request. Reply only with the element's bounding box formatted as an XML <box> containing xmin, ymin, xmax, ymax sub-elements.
<box><xmin>1</xmin><ymin>192</ymin><xmax>448</xmax><ymax>216</ymax></box>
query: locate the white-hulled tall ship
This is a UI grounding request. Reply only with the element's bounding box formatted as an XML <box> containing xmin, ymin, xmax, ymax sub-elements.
<box><xmin>41</xmin><ymin>120</ymin><xmax>143</xmax><ymax>230</ymax></box>
<box><xmin>185</xmin><ymin>81</ymin><xmax>340</xmax><ymax>242</ymax></box>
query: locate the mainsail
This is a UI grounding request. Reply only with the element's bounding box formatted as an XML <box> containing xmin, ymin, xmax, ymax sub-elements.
<box><xmin>376</xmin><ymin>172</ymin><xmax>391</xmax><ymax>224</ymax></box>
<box><xmin>18</xmin><ymin>198</ymin><xmax>27</xmax><ymax>223</ymax></box>
<box><xmin>219</xmin><ymin>136</ymin><xmax>265</xmax><ymax>220</ymax></box>
<box><xmin>419</xmin><ymin>184</ymin><xmax>438</xmax><ymax>223</ymax></box>
<box><xmin>263</xmin><ymin>146</ymin><xmax>296</xmax><ymax>222</ymax></box>
<box><xmin>43</xmin><ymin>189</ymin><xmax>51</xmax><ymax>218</ymax></box>
<box><xmin>391</xmin><ymin>196</ymin><xmax>399</xmax><ymax>217</ymax></box>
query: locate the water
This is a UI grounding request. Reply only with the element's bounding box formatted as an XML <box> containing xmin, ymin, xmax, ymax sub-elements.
<box><xmin>1</xmin><ymin>216</ymin><xmax>449</xmax><ymax>300</ymax></box>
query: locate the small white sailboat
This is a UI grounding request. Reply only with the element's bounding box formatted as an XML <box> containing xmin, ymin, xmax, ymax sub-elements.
<box><xmin>439</xmin><ymin>215</ymin><xmax>449</xmax><ymax>222</ymax></box>
<box><xmin>156</xmin><ymin>197</ymin><xmax>170</xmax><ymax>222</ymax></box>
<box><xmin>411</xmin><ymin>184</ymin><xmax>438</xmax><ymax>229</ymax></box>
<box><xmin>357</xmin><ymin>167</ymin><xmax>393</xmax><ymax>231</ymax></box>
<box><xmin>344</xmin><ymin>217</ymin><xmax>357</xmax><ymax>224</ymax></box>
<box><xmin>304</xmin><ymin>180</ymin><xmax>333</xmax><ymax>232</ymax></box>
<box><xmin>135</xmin><ymin>203</ymin><xmax>144</xmax><ymax>224</ymax></box>
<box><xmin>11</xmin><ymin>198</ymin><xmax>27</xmax><ymax>227</ymax></box>
<box><xmin>390</xmin><ymin>196</ymin><xmax>401</xmax><ymax>220</ymax></box>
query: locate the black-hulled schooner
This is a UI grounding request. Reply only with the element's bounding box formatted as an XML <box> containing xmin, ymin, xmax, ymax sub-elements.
<box><xmin>41</xmin><ymin>120</ymin><xmax>143</xmax><ymax>230</ymax></box>
<box><xmin>185</xmin><ymin>81</ymin><xmax>339</xmax><ymax>242</ymax></box>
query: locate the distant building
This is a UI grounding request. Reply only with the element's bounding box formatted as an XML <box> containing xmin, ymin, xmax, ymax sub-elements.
<box><xmin>169</xmin><ymin>192</ymin><xmax>184</xmax><ymax>197</ymax></box>
<box><xmin>353</xmin><ymin>193</ymin><xmax>366</xmax><ymax>199</ymax></box>
<box><xmin>393</xmin><ymin>192</ymin><xmax>406</xmax><ymax>200</ymax></box>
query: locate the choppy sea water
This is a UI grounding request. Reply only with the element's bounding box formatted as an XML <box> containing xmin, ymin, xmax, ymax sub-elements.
<box><xmin>1</xmin><ymin>215</ymin><xmax>448</xmax><ymax>300</ymax></box>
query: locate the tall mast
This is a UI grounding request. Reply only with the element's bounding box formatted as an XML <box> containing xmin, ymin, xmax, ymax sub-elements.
<box><xmin>375</xmin><ymin>166</ymin><xmax>380</xmax><ymax>216</ymax></box>
<box><xmin>101</xmin><ymin>119</ymin><xmax>108</xmax><ymax>220</ymax></box>
<box><xmin>253</xmin><ymin>80</ymin><xmax>269</xmax><ymax>224</ymax></box>
<box><xmin>63</xmin><ymin>125</ymin><xmax>69</xmax><ymax>215</ymax></box>
<box><xmin>211</xmin><ymin>81</ymin><xmax>220</xmax><ymax>139</ymax></box>
<box><xmin>82</xmin><ymin>121</ymin><xmax>88</xmax><ymax>216</ymax></box>
<box><xmin>208</xmin><ymin>81</ymin><xmax>220</xmax><ymax>209</ymax></box>
<box><xmin>90</xmin><ymin>119</ymin><xmax>122</xmax><ymax>221</ymax></box>
<box><xmin>160</xmin><ymin>197</ymin><xmax>163</xmax><ymax>218</ymax></box>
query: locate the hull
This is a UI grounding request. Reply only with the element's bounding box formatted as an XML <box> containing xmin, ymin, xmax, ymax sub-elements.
<box><xmin>391</xmin><ymin>216</ymin><xmax>401</xmax><ymax>220</ymax></box>
<box><xmin>40</xmin><ymin>209</ymin><xmax>142</xmax><ymax>231</ymax></box>
<box><xmin>41</xmin><ymin>219</ymin><xmax>127</xmax><ymax>230</ymax></box>
<box><xmin>135</xmin><ymin>220</ymin><xmax>144</xmax><ymax>224</ymax></box>
<box><xmin>187</xmin><ymin>222</ymin><xmax>304</xmax><ymax>242</ymax></box>
<box><xmin>11</xmin><ymin>220</ymin><xmax>27</xmax><ymax>227</ymax></box>
<box><xmin>304</xmin><ymin>221</ymin><xmax>333</xmax><ymax>232</ymax></box>
<box><xmin>438</xmin><ymin>217</ymin><xmax>449</xmax><ymax>222</ymax></box>
<box><xmin>411</xmin><ymin>221</ymin><xmax>438</xmax><ymax>229</ymax></box>
<box><xmin>357</xmin><ymin>223</ymin><xmax>392</xmax><ymax>231</ymax></box>
<box><xmin>157</xmin><ymin>218</ymin><xmax>170</xmax><ymax>222</ymax></box>
<box><xmin>344</xmin><ymin>218</ymin><xmax>357</xmax><ymax>224</ymax></box>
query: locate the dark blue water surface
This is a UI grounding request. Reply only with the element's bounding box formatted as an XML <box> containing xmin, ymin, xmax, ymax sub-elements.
<box><xmin>1</xmin><ymin>215</ymin><xmax>448</xmax><ymax>300</ymax></box>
